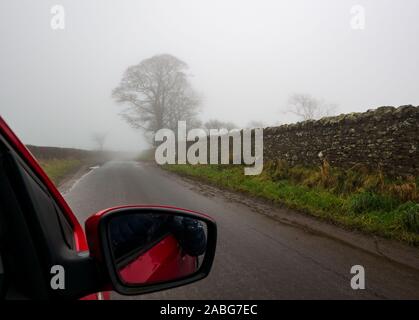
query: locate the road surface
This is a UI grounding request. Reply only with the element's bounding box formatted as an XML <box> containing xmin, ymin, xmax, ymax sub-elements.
<box><xmin>64</xmin><ymin>161</ymin><xmax>419</xmax><ymax>299</ymax></box>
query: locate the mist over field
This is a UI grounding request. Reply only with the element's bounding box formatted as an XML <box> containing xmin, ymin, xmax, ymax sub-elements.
<box><xmin>1</xmin><ymin>0</ymin><xmax>419</xmax><ymax>152</ymax></box>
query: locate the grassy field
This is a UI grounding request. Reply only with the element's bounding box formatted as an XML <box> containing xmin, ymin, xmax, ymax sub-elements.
<box><xmin>39</xmin><ymin>158</ymin><xmax>83</xmax><ymax>185</ymax></box>
<box><xmin>165</xmin><ymin>163</ymin><xmax>419</xmax><ymax>246</ymax></box>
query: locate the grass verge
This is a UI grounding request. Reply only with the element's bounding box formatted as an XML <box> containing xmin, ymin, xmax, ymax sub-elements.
<box><xmin>164</xmin><ymin>164</ymin><xmax>419</xmax><ymax>246</ymax></box>
<box><xmin>39</xmin><ymin>158</ymin><xmax>83</xmax><ymax>185</ymax></box>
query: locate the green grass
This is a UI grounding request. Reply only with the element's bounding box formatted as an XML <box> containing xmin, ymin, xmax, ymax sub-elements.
<box><xmin>39</xmin><ymin>158</ymin><xmax>83</xmax><ymax>185</ymax></box>
<box><xmin>349</xmin><ymin>192</ymin><xmax>399</xmax><ymax>214</ymax></box>
<box><xmin>165</xmin><ymin>164</ymin><xmax>419</xmax><ymax>246</ymax></box>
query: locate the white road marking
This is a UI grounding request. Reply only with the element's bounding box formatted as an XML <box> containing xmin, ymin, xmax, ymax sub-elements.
<box><xmin>61</xmin><ymin>166</ymin><xmax>99</xmax><ymax>195</ymax></box>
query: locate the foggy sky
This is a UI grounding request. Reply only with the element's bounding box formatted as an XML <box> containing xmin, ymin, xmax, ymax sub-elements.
<box><xmin>1</xmin><ymin>0</ymin><xmax>418</xmax><ymax>151</ymax></box>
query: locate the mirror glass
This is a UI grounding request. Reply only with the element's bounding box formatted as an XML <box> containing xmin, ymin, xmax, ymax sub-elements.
<box><xmin>107</xmin><ymin>212</ymin><xmax>208</xmax><ymax>285</ymax></box>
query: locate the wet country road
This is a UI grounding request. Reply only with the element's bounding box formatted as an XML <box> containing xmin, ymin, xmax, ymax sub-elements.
<box><xmin>64</xmin><ymin>161</ymin><xmax>419</xmax><ymax>299</ymax></box>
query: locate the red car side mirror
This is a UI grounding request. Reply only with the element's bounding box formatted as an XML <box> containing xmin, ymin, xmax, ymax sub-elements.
<box><xmin>85</xmin><ymin>205</ymin><xmax>217</xmax><ymax>295</ymax></box>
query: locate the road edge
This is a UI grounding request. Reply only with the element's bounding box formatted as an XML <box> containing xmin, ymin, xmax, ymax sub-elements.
<box><xmin>157</xmin><ymin>163</ymin><xmax>419</xmax><ymax>272</ymax></box>
<box><xmin>58</xmin><ymin>163</ymin><xmax>97</xmax><ymax>194</ymax></box>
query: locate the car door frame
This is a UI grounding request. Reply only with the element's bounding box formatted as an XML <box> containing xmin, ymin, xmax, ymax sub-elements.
<box><xmin>0</xmin><ymin>117</ymin><xmax>106</xmax><ymax>299</ymax></box>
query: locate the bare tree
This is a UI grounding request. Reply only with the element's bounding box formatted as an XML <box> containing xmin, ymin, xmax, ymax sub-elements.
<box><xmin>112</xmin><ymin>54</ymin><xmax>201</xmax><ymax>141</ymax></box>
<box><xmin>204</xmin><ymin>119</ymin><xmax>237</xmax><ymax>131</ymax></box>
<box><xmin>92</xmin><ymin>132</ymin><xmax>108</xmax><ymax>151</ymax></box>
<box><xmin>285</xmin><ymin>93</ymin><xmax>337</xmax><ymax>121</ymax></box>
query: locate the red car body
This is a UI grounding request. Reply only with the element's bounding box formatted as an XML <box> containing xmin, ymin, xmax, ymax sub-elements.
<box><xmin>118</xmin><ymin>235</ymin><xmax>196</xmax><ymax>284</ymax></box>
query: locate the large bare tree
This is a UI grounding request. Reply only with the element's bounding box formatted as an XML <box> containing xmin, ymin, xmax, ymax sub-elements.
<box><xmin>112</xmin><ymin>54</ymin><xmax>201</xmax><ymax>140</ymax></box>
<box><xmin>286</xmin><ymin>93</ymin><xmax>337</xmax><ymax>121</ymax></box>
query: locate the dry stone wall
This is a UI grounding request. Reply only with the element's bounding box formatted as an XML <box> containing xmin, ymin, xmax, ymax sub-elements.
<box><xmin>263</xmin><ymin>105</ymin><xmax>419</xmax><ymax>177</ymax></box>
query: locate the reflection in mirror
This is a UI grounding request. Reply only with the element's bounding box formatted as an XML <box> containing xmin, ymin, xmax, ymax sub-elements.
<box><xmin>108</xmin><ymin>212</ymin><xmax>208</xmax><ymax>285</ymax></box>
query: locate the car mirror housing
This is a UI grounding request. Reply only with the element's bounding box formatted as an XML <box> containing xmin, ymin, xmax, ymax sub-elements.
<box><xmin>85</xmin><ymin>205</ymin><xmax>217</xmax><ymax>296</ymax></box>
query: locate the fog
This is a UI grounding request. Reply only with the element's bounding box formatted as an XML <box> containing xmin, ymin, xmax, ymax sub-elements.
<box><xmin>1</xmin><ymin>0</ymin><xmax>418</xmax><ymax>152</ymax></box>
